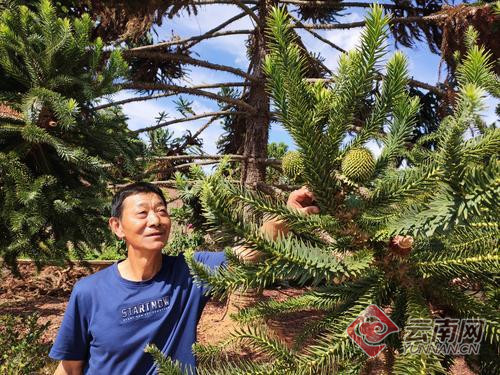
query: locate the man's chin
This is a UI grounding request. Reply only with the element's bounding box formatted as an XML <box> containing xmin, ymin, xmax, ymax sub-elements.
<box><xmin>130</xmin><ymin>240</ymin><xmax>168</xmax><ymax>253</ymax></box>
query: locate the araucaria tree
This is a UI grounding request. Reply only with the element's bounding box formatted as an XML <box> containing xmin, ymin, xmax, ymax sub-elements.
<box><xmin>0</xmin><ymin>0</ymin><xmax>142</xmax><ymax>267</ymax></box>
<box><xmin>163</xmin><ymin>5</ymin><xmax>498</xmax><ymax>375</ymax></box>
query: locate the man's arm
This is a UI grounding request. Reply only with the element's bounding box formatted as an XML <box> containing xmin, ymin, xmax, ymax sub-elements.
<box><xmin>54</xmin><ymin>360</ymin><xmax>84</xmax><ymax>375</ymax></box>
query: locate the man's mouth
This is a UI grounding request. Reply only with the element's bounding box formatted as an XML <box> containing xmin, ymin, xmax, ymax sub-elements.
<box><xmin>145</xmin><ymin>232</ymin><xmax>164</xmax><ymax>237</ymax></box>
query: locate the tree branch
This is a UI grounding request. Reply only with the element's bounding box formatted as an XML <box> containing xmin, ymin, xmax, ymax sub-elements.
<box><xmin>124</xmin><ymin>50</ymin><xmax>258</xmax><ymax>82</ymax></box>
<box><xmin>187</xmin><ymin>9</ymin><xmax>255</xmax><ymax>49</ymax></box>
<box><xmin>290</xmin><ymin>14</ymin><xmax>345</xmax><ymax>53</ymax></box>
<box><xmin>193</xmin><ymin>0</ymin><xmax>258</xmax><ymax>5</ymax></box>
<box><xmin>279</xmin><ymin>1</ymin><xmax>418</xmax><ymax>11</ymax></box>
<box><xmin>232</xmin><ymin>0</ymin><xmax>261</xmax><ymax>27</ymax></box>
<box><xmin>306</xmin><ymin>75</ymin><xmax>445</xmax><ymax>96</ymax></box>
<box><xmin>135</xmin><ymin>30</ymin><xmax>252</xmax><ymax>49</ymax></box>
<box><xmin>294</xmin><ymin>12</ymin><xmax>447</xmax><ymax>30</ymax></box>
<box><xmin>178</xmin><ymin>114</ymin><xmax>222</xmax><ymax>150</ymax></box>
<box><xmin>139</xmin><ymin>154</ymin><xmax>281</xmax><ymax>164</ymax></box>
<box><xmin>109</xmin><ymin>179</ymin><xmax>295</xmax><ymax>192</ymax></box>
<box><xmin>132</xmin><ymin>110</ymin><xmax>248</xmax><ymax>134</ymax></box>
<box><xmin>128</xmin><ymin>8</ymin><xmax>256</xmax><ymax>51</ymax></box>
<box><xmin>95</xmin><ymin>82</ymin><xmax>249</xmax><ymax>110</ymax></box>
<box><xmin>406</xmin><ymin>78</ymin><xmax>445</xmax><ymax>96</ymax></box>
<box><xmin>122</xmin><ymin>82</ymin><xmax>256</xmax><ymax>112</ymax></box>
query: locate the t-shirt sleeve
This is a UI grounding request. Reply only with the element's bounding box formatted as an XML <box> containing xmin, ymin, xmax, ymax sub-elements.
<box><xmin>193</xmin><ymin>251</ymin><xmax>227</xmax><ymax>297</ymax></box>
<box><xmin>194</xmin><ymin>251</ymin><xmax>227</xmax><ymax>270</ymax></box>
<box><xmin>49</xmin><ymin>281</ymin><xmax>91</xmax><ymax>361</ymax></box>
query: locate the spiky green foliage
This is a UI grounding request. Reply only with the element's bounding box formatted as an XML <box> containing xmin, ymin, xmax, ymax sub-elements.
<box><xmin>266</xmin><ymin>141</ymin><xmax>289</xmax><ymax>185</ymax></box>
<box><xmin>281</xmin><ymin>150</ymin><xmax>304</xmax><ymax>183</ymax></box>
<box><xmin>144</xmin><ymin>344</ymin><xmax>186</xmax><ymax>375</ymax></box>
<box><xmin>0</xmin><ymin>0</ymin><xmax>143</xmax><ymax>268</ymax></box>
<box><xmin>150</xmin><ymin>8</ymin><xmax>499</xmax><ymax>375</ymax></box>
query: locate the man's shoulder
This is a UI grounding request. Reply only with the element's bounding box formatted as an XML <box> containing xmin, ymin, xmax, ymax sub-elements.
<box><xmin>72</xmin><ymin>262</ymin><xmax>116</xmax><ymax>294</ymax></box>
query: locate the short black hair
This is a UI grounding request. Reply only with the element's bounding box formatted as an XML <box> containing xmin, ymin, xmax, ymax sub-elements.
<box><xmin>111</xmin><ymin>182</ymin><xmax>167</xmax><ymax>218</ymax></box>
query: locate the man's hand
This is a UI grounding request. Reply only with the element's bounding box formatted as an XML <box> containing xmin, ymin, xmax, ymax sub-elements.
<box><xmin>54</xmin><ymin>360</ymin><xmax>84</xmax><ymax>375</ymax></box>
<box><xmin>286</xmin><ymin>186</ymin><xmax>320</xmax><ymax>215</ymax></box>
<box><xmin>234</xmin><ymin>186</ymin><xmax>320</xmax><ymax>263</ymax></box>
<box><xmin>262</xmin><ymin>186</ymin><xmax>320</xmax><ymax>240</ymax></box>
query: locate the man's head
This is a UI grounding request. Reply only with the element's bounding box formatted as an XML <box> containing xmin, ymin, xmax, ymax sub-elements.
<box><xmin>109</xmin><ymin>182</ymin><xmax>171</xmax><ymax>253</ymax></box>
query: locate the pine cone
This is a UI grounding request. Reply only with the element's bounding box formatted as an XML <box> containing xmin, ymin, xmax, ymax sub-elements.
<box><xmin>388</xmin><ymin>235</ymin><xmax>414</xmax><ymax>256</ymax></box>
<box><xmin>341</xmin><ymin>147</ymin><xmax>375</xmax><ymax>183</ymax></box>
<box><xmin>282</xmin><ymin>151</ymin><xmax>304</xmax><ymax>182</ymax></box>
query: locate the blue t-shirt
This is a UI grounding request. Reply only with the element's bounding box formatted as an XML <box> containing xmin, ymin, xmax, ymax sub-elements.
<box><xmin>49</xmin><ymin>251</ymin><xmax>226</xmax><ymax>374</ymax></box>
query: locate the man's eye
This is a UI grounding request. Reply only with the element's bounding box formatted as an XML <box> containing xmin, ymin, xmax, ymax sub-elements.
<box><xmin>138</xmin><ymin>211</ymin><xmax>147</xmax><ymax>215</ymax></box>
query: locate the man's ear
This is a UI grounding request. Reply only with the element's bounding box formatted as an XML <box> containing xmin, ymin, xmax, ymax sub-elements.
<box><xmin>109</xmin><ymin>217</ymin><xmax>125</xmax><ymax>239</ymax></box>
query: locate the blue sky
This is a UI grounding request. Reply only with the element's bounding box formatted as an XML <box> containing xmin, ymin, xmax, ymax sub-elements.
<box><xmin>113</xmin><ymin>3</ymin><xmax>498</xmax><ymax>159</ymax></box>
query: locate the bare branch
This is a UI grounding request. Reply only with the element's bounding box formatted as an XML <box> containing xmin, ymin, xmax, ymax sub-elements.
<box><xmin>144</xmin><ymin>158</ymin><xmax>280</xmax><ymax>175</ymax></box>
<box><xmin>187</xmin><ymin>10</ymin><xmax>255</xmax><ymax>49</ymax></box>
<box><xmin>128</xmin><ymin>8</ymin><xmax>256</xmax><ymax>51</ymax></box>
<box><xmin>232</xmin><ymin>0</ymin><xmax>261</xmax><ymax>27</ymax></box>
<box><xmin>306</xmin><ymin>75</ymin><xmax>445</xmax><ymax>96</ymax></box>
<box><xmin>193</xmin><ymin>0</ymin><xmax>258</xmax><ymax>5</ymax></box>
<box><xmin>109</xmin><ymin>179</ymin><xmax>295</xmax><ymax>192</ymax></box>
<box><xmin>122</xmin><ymin>82</ymin><xmax>256</xmax><ymax>112</ymax></box>
<box><xmin>279</xmin><ymin>1</ymin><xmax>417</xmax><ymax>11</ymax></box>
<box><xmin>178</xmin><ymin>111</ymin><xmax>227</xmax><ymax>150</ymax></box>
<box><xmin>136</xmin><ymin>30</ymin><xmax>252</xmax><ymax>49</ymax></box>
<box><xmin>139</xmin><ymin>154</ymin><xmax>281</xmax><ymax>165</ymax></box>
<box><xmin>294</xmin><ymin>12</ymin><xmax>447</xmax><ymax>30</ymax></box>
<box><xmin>123</xmin><ymin>50</ymin><xmax>258</xmax><ymax>82</ymax></box>
<box><xmin>132</xmin><ymin>110</ymin><xmax>248</xmax><ymax>134</ymax></box>
<box><xmin>290</xmin><ymin>14</ymin><xmax>345</xmax><ymax>53</ymax></box>
<box><xmin>95</xmin><ymin>82</ymin><xmax>249</xmax><ymax>110</ymax></box>
<box><xmin>406</xmin><ymin>78</ymin><xmax>445</xmax><ymax>96</ymax></box>
<box><xmin>171</xmin><ymin>160</ymin><xmax>223</xmax><ymax>170</ymax></box>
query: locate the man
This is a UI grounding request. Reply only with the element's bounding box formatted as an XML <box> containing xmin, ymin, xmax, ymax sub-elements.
<box><xmin>50</xmin><ymin>182</ymin><xmax>319</xmax><ymax>374</ymax></box>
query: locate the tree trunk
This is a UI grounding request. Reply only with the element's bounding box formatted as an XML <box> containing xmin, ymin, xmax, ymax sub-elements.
<box><xmin>240</xmin><ymin>0</ymin><xmax>271</xmax><ymax>187</ymax></box>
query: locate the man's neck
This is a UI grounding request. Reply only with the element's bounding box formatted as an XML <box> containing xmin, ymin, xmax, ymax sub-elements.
<box><xmin>118</xmin><ymin>249</ymin><xmax>163</xmax><ymax>282</ymax></box>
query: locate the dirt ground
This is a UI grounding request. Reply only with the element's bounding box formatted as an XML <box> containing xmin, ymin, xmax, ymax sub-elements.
<box><xmin>0</xmin><ymin>262</ymin><xmax>476</xmax><ymax>374</ymax></box>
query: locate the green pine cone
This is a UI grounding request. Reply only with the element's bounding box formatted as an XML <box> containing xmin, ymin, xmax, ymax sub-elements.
<box><xmin>341</xmin><ymin>147</ymin><xmax>375</xmax><ymax>182</ymax></box>
<box><xmin>282</xmin><ymin>151</ymin><xmax>304</xmax><ymax>181</ymax></box>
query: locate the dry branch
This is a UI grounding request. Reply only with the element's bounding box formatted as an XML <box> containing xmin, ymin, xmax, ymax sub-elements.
<box><xmin>193</xmin><ymin>0</ymin><xmax>258</xmax><ymax>4</ymax></box>
<box><xmin>279</xmin><ymin>1</ymin><xmax>417</xmax><ymax>11</ymax></box>
<box><xmin>178</xmin><ymin>111</ymin><xmax>226</xmax><ymax>150</ymax></box>
<box><xmin>295</xmin><ymin>12</ymin><xmax>447</xmax><ymax>30</ymax></box>
<box><xmin>290</xmin><ymin>14</ymin><xmax>345</xmax><ymax>53</ymax></box>
<box><xmin>136</xmin><ymin>30</ymin><xmax>252</xmax><ymax>49</ymax></box>
<box><xmin>306</xmin><ymin>76</ymin><xmax>445</xmax><ymax>96</ymax></box>
<box><xmin>122</xmin><ymin>82</ymin><xmax>256</xmax><ymax>112</ymax></box>
<box><xmin>95</xmin><ymin>82</ymin><xmax>249</xmax><ymax>110</ymax></box>
<box><xmin>148</xmin><ymin>154</ymin><xmax>281</xmax><ymax>164</ymax></box>
<box><xmin>232</xmin><ymin>0</ymin><xmax>261</xmax><ymax>27</ymax></box>
<box><xmin>128</xmin><ymin>8</ymin><xmax>256</xmax><ymax>50</ymax></box>
<box><xmin>124</xmin><ymin>50</ymin><xmax>258</xmax><ymax>82</ymax></box>
<box><xmin>132</xmin><ymin>110</ymin><xmax>248</xmax><ymax>134</ymax></box>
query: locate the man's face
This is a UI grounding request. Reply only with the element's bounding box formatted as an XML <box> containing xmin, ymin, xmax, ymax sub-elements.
<box><xmin>110</xmin><ymin>192</ymin><xmax>171</xmax><ymax>252</ymax></box>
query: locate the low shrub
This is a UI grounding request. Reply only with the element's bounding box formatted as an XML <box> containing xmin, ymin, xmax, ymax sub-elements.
<box><xmin>0</xmin><ymin>313</ymin><xmax>50</xmax><ymax>375</ymax></box>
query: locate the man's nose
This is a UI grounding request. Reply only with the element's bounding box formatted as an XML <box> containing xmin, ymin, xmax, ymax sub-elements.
<box><xmin>147</xmin><ymin>211</ymin><xmax>161</xmax><ymax>226</ymax></box>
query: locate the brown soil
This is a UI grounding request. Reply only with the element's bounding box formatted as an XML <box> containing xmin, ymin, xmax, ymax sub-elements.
<box><xmin>0</xmin><ymin>263</ymin><xmax>477</xmax><ymax>374</ymax></box>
